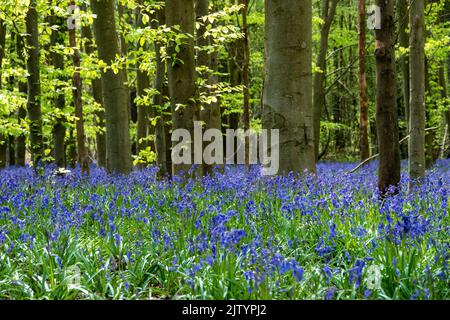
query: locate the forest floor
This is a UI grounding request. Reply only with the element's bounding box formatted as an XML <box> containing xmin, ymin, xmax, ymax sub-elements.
<box><xmin>0</xmin><ymin>160</ymin><xmax>449</xmax><ymax>299</ymax></box>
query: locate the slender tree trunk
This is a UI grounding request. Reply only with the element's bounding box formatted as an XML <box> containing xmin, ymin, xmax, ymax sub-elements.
<box><xmin>0</xmin><ymin>20</ymin><xmax>6</xmax><ymax>168</ymax></box>
<box><xmin>166</xmin><ymin>0</ymin><xmax>199</xmax><ymax>176</ymax></box>
<box><xmin>25</xmin><ymin>0</ymin><xmax>44</xmax><ymax>166</ymax></box>
<box><xmin>409</xmin><ymin>0</ymin><xmax>426</xmax><ymax>187</ymax></box>
<box><xmin>397</xmin><ymin>0</ymin><xmax>410</xmax><ymax>134</ymax></box>
<box><xmin>90</xmin><ymin>0</ymin><xmax>132</xmax><ymax>174</ymax></box>
<box><xmin>48</xmin><ymin>9</ymin><xmax>67</xmax><ymax>168</ymax></box>
<box><xmin>81</xmin><ymin>11</ymin><xmax>106</xmax><ymax>168</ymax></box>
<box><xmin>263</xmin><ymin>0</ymin><xmax>316</xmax><ymax>174</ymax></box>
<box><xmin>69</xmin><ymin>3</ymin><xmax>89</xmax><ymax>175</ymax></box>
<box><xmin>150</xmin><ymin>7</ymin><xmax>168</xmax><ymax>177</ymax></box>
<box><xmin>118</xmin><ymin>4</ymin><xmax>132</xmax><ymax>124</ymax></box>
<box><xmin>196</xmin><ymin>0</ymin><xmax>212</xmax><ymax>172</ymax></box>
<box><xmin>240</xmin><ymin>0</ymin><xmax>250</xmax><ymax>165</ymax></box>
<box><xmin>313</xmin><ymin>0</ymin><xmax>339</xmax><ymax>161</ymax></box>
<box><xmin>135</xmin><ymin>1</ymin><xmax>150</xmax><ymax>165</ymax></box>
<box><xmin>375</xmin><ymin>0</ymin><xmax>401</xmax><ymax>195</ymax></box>
<box><xmin>358</xmin><ymin>0</ymin><xmax>370</xmax><ymax>162</ymax></box>
<box><xmin>15</xmin><ymin>34</ymin><xmax>27</xmax><ymax>166</ymax></box>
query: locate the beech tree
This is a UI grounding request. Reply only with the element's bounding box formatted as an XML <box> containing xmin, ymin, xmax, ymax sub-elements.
<box><xmin>90</xmin><ymin>0</ymin><xmax>132</xmax><ymax>174</ymax></box>
<box><xmin>263</xmin><ymin>0</ymin><xmax>316</xmax><ymax>174</ymax></box>
<box><xmin>166</xmin><ymin>0</ymin><xmax>198</xmax><ymax>176</ymax></box>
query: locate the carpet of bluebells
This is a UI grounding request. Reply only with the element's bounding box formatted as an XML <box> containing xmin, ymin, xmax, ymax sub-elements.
<box><xmin>0</xmin><ymin>160</ymin><xmax>449</xmax><ymax>300</ymax></box>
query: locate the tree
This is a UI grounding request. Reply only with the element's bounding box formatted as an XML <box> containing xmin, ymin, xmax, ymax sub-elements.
<box><xmin>81</xmin><ymin>7</ymin><xmax>106</xmax><ymax>168</ymax></box>
<box><xmin>408</xmin><ymin>0</ymin><xmax>426</xmax><ymax>187</ymax></box>
<box><xmin>25</xmin><ymin>0</ymin><xmax>45</xmax><ymax>166</ymax></box>
<box><xmin>135</xmin><ymin>0</ymin><xmax>150</xmax><ymax>165</ymax></box>
<box><xmin>0</xmin><ymin>19</ymin><xmax>6</xmax><ymax>168</ymax></box>
<box><xmin>263</xmin><ymin>0</ymin><xmax>316</xmax><ymax>174</ymax></box>
<box><xmin>48</xmin><ymin>6</ymin><xmax>66</xmax><ymax>168</ymax></box>
<box><xmin>397</xmin><ymin>0</ymin><xmax>410</xmax><ymax>134</ymax></box>
<box><xmin>240</xmin><ymin>0</ymin><xmax>250</xmax><ymax>165</ymax></box>
<box><xmin>90</xmin><ymin>0</ymin><xmax>132</xmax><ymax>174</ymax></box>
<box><xmin>313</xmin><ymin>0</ymin><xmax>339</xmax><ymax>161</ymax></box>
<box><xmin>15</xmin><ymin>33</ymin><xmax>27</xmax><ymax>167</ymax></box>
<box><xmin>166</xmin><ymin>0</ymin><xmax>198</xmax><ymax>176</ymax></box>
<box><xmin>151</xmin><ymin>5</ymin><xmax>169</xmax><ymax>176</ymax></box>
<box><xmin>69</xmin><ymin>1</ymin><xmax>89</xmax><ymax>174</ymax></box>
<box><xmin>358</xmin><ymin>0</ymin><xmax>370</xmax><ymax>162</ymax></box>
<box><xmin>375</xmin><ymin>0</ymin><xmax>400</xmax><ymax>195</ymax></box>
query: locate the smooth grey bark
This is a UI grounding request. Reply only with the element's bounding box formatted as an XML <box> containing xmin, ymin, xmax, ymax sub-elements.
<box><xmin>90</xmin><ymin>0</ymin><xmax>132</xmax><ymax>174</ymax></box>
<box><xmin>313</xmin><ymin>0</ymin><xmax>339</xmax><ymax>161</ymax></box>
<box><xmin>166</xmin><ymin>0</ymin><xmax>199</xmax><ymax>176</ymax></box>
<box><xmin>25</xmin><ymin>0</ymin><xmax>45</xmax><ymax>165</ymax></box>
<box><xmin>408</xmin><ymin>0</ymin><xmax>426</xmax><ymax>187</ymax></box>
<box><xmin>375</xmin><ymin>0</ymin><xmax>401</xmax><ymax>195</ymax></box>
<box><xmin>262</xmin><ymin>0</ymin><xmax>316</xmax><ymax>174</ymax></box>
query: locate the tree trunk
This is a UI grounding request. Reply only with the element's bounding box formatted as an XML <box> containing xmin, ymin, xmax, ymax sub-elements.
<box><xmin>135</xmin><ymin>1</ymin><xmax>150</xmax><ymax>166</ymax></box>
<box><xmin>0</xmin><ymin>20</ymin><xmax>6</xmax><ymax>168</ymax></box>
<box><xmin>397</xmin><ymin>0</ymin><xmax>410</xmax><ymax>134</ymax></box>
<box><xmin>313</xmin><ymin>0</ymin><xmax>339</xmax><ymax>161</ymax></box>
<box><xmin>196</xmin><ymin>0</ymin><xmax>211</xmax><ymax>172</ymax></box>
<box><xmin>25</xmin><ymin>0</ymin><xmax>44</xmax><ymax>166</ymax></box>
<box><xmin>151</xmin><ymin>7</ymin><xmax>169</xmax><ymax>177</ymax></box>
<box><xmin>69</xmin><ymin>3</ymin><xmax>89</xmax><ymax>175</ymax></box>
<box><xmin>81</xmin><ymin>11</ymin><xmax>106</xmax><ymax>168</ymax></box>
<box><xmin>90</xmin><ymin>0</ymin><xmax>132</xmax><ymax>174</ymax></box>
<box><xmin>166</xmin><ymin>0</ymin><xmax>199</xmax><ymax>176</ymax></box>
<box><xmin>375</xmin><ymin>0</ymin><xmax>401</xmax><ymax>195</ymax></box>
<box><xmin>408</xmin><ymin>0</ymin><xmax>426</xmax><ymax>187</ymax></box>
<box><xmin>263</xmin><ymin>0</ymin><xmax>316</xmax><ymax>174</ymax></box>
<box><xmin>15</xmin><ymin>34</ymin><xmax>27</xmax><ymax>166</ymax></box>
<box><xmin>240</xmin><ymin>0</ymin><xmax>250</xmax><ymax>165</ymax></box>
<box><xmin>48</xmin><ymin>9</ymin><xmax>67</xmax><ymax>168</ymax></box>
<box><xmin>358</xmin><ymin>0</ymin><xmax>370</xmax><ymax>162</ymax></box>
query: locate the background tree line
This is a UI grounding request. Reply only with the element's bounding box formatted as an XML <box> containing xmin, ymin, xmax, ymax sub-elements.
<box><xmin>0</xmin><ymin>0</ymin><xmax>449</xmax><ymax>195</ymax></box>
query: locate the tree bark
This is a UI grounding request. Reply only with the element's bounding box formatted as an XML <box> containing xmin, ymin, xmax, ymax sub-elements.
<box><xmin>48</xmin><ymin>4</ymin><xmax>67</xmax><ymax>168</ymax></box>
<box><xmin>90</xmin><ymin>0</ymin><xmax>132</xmax><ymax>174</ymax></box>
<box><xmin>0</xmin><ymin>20</ymin><xmax>6</xmax><ymax>168</ymax></box>
<box><xmin>408</xmin><ymin>0</ymin><xmax>426</xmax><ymax>187</ymax></box>
<box><xmin>397</xmin><ymin>0</ymin><xmax>410</xmax><ymax>134</ymax></box>
<box><xmin>166</xmin><ymin>0</ymin><xmax>199</xmax><ymax>176</ymax></box>
<box><xmin>375</xmin><ymin>0</ymin><xmax>401</xmax><ymax>195</ymax></box>
<box><xmin>358</xmin><ymin>0</ymin><xmax>370</xmax><ymax>162</ymax></box>
<box><xmin>15</xmin><ymin>34</ymin><xmax>27</xmax><ymax>166</ymax></box>
<box><xmin>196</xmin><ymin>0</ymin><xmax>211</xmax><ymax>172</ymax></box>
<box><xmin>313</xmin><ymin>0</ymin><xmax>339</xmax><ymax>161</ymax></box>
<box><xmin>240</xmin><ymin>0</ymin><xmax>250</xmax><ymax>165</ymax></box>
<box><xmin>263</xmin><ymin>0</ymin><xmax>316</xmax><ymax>174</ymax></box>
<box><xmin>151</xmin><ymin>7</ymin><xmax>169</xmax><ymax>177</ymax></box>
<box><xmin>81</xmin><ymin>10</ymin><xmax>106</xmax><ymax>168</ymax></box>
<box><xmin>25</xmin><ymin>0</ymin><xmax>45</xmax><ymax>166</ymax></box>
<box><xmin>69</xmin><ymin>2</ymin><xmax>89</xmax><ymax>175</ymax></box>
<box><xmin>135</xmin><ymin>1</ymin><xmax>150</xmax><ymax>165</ymax></box>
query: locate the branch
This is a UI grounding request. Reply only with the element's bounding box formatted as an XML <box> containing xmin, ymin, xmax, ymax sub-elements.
<box><xmin>346</xmin><ymin>126</ymin><xmax>440</xmax><ymax>174</ymax></box>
